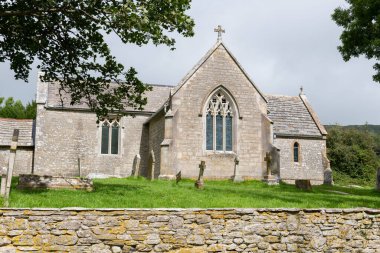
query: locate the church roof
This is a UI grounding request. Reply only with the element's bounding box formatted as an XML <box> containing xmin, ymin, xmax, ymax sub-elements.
<box><xmin>266</xmin><ymin>94</ymin><xmax>326</xmax><ymax>138</ymax></box>
<box><xmin>45</xmin><ymin>82</ymin><xmax>172</xmax><ymax>113</ymax></box>
<box><xmin>0</xmin><ymin>118</ymin><xmax>35</xmax><ymax>147</ymax></box>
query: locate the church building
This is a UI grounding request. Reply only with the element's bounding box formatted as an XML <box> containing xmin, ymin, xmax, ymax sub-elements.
<box><xmin>0</xmin><ymin>34</ymin><xmax>329</xmax><ymax>184</ymax></box>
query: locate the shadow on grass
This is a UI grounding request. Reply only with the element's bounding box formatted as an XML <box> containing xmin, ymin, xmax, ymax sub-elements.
<box><xmin>190</xmin><ymin>181</ymin><xmax>380</xmax><ymax>208</ymax></box>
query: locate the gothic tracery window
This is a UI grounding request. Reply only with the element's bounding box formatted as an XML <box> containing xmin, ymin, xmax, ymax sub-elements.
<box><xmin>206</xmin><ymin>91</ymin><xmax>234</xmax><ymax>151</ymax></box>
<box><xmin>101</xmin><ymin>119</ymin><xmax>120</xmax><ymax>155</ymax></box>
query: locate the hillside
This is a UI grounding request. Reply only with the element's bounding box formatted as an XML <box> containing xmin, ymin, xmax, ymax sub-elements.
<box><xmin>325</xmin><ymin>124</ymin><xmax>380</xmax><ymax>134</ymax></box>
<box><xmin>325</xmin><ymin>124</ymin><xmax>380</xmax><ymax>156</ymax></box>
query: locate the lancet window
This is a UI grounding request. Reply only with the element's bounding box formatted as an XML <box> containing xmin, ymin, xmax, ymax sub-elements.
<box><xmin>293</xmin><ymin>142</ymin><xmax>299</xmax><ymax>162</ymax></box>
<box><xmin>205</xmin><ymin>91</ymin><xmax>234</xmax><ymax>151</ymax></box>
<box><xmin>101</xmin><ymin>119</ymin><xmax>120</xmax><ymax>155</ymax></box>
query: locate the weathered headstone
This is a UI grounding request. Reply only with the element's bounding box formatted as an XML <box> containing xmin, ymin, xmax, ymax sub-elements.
<box><xmin>4</xmin><ymin>129</ymin><xmax>19</xmax><ymax>207</ymax></box>
<box><xmin>77</xmin><ymin>158</ymin><xmax>81</xmax><ymax>177</ymax></box>
<box><xmin>176</xmin><ymin>171</ymin><xmax>182</xmax><ymax>184</ymax></box>
<box><xmin>195</xmin><ymin>161</ymin><xmax>206</xmax><ymax>189</ymax></box>
<box><xmin>0</xmin><ymin>167</ymin><xmax>7</xmax><ymax>197</ymax></box>
<box><xmin>376</xmin><ymin>168</ymin><xmax>380</xmax><ymax>192</ymax></box>
<box><xmin>323</xmin><ymin>152</ymin><xmax>333</xmax><ymax>185</ymax></box>
<box><xmin>232</xmin><ymin>156</ymin><xmax>243</xmax><ymax>182</ymax></box>
<box><xmin>295</xmin><ymin>180</ymin><xmax>312</xmax><ymax>191</ymax></box>
<box><xmin>324</xmin><ymin>167</ymin><xmax>333</xmax><ymax>186</ymax></box>
<box><xmin>132</xmin><ymin>154</ymin><xmax>141</xmax><ymax>178</ymax></box>
<box><xmin>263</xmin><ymin>151</ymin><xmax>279</xmax><ymax>185</ymax></box>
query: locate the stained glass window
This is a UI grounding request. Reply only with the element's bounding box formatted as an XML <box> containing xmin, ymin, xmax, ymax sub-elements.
<box><xmin>111</xmin><ymin>124</ymin><xmax>119</xmax><ymax>154</ymax></box>
<box><xmin>101</xmin><ymin>122</ymin><xmax>109</xmax><ymax>154</ymax></box>
<box><xmin>225</xmin><ymin>114</ymin><xmax>233</xmax><ymax>151</ymax></box>
<box><xmin>205</xmin><ymin>90</ymin><xmax>234</xmax><ymax>152</ymax></box>
<box><xmin>216</xmin><ymin>114</ymin><xmax>223</xmax><ymax>150</ymax></box>
<box><xmin>206</xmin><ymin>112</ymin><xmax>213</xmax><ymax>150</ymax></box>
<box><xmin>100</xmin><ymin>119</ymin><xmax>120</xmax><ymax>155</ymax></box>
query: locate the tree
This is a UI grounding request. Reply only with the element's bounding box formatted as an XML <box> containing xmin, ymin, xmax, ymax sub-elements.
<box><xmin>0</xmin><ymin>1</ymin><xmax>194</xmax><ymax>118</ymax></box>
<box><xmin>0</xmin><ymin>97</ymin><xmax>36</xmax><ymax>119</ymax></box>
<box><xmin>327</xmin><ymin>126</ymin><xmax>379</xmax><ymax>182</ymax></box>
<box><xmin>332</xmin><ymin>0</ymin><xmax>380</xmax><ymax>83</ymax></box>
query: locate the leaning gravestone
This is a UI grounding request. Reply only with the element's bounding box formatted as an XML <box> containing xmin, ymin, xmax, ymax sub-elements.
<box><xmin>4</xmin><ymin>129</ymin><xmax>19</xmax><ymax>207</ymax></box>
<box><xmin>132</xmin><ymin>154</ymin><xmax>141</xmax><ymax>178</ymax></box>
<box><xmin>323</xmin><ymin>167</ymin><xmax>333</xmax><ymax>186</ymax></box>
<box><xmin>195</xmin><ymin>161</ymin><xmax>206</xmax><ymax>189</ymax></box>
<box><xmin>295</xmin><ymin>180</ymin><xmax>312</xmax><ymax>191</ymax></box>
<box><xmin>176</xmin><ymin>171</ymin><xmax>182</xmax><ymax>184</ymax></box>
<box><xmin>377</xmin><ymin>168</ymin><xmax>380</xmax><ymax>192</ymax></box>
<box><xmin>0</xmin><ymin>167</ymin><xmax>7</xmax><ymax>197</ymax></box>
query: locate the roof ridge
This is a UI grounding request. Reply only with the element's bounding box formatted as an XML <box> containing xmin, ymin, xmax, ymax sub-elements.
<box><xmin>266</xmin><ymin>94</ymin><xmax>299</xmax><ymax>98</ymax></box>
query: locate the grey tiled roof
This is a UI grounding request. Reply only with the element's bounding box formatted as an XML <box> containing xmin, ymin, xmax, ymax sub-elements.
<box><xmin>46</xmin><ymin>82</ymin><xmax>173</xmax><ymax>112</ymax></box>
<box><xmin>266</xmin><ymin>95</ymin><xmax>323</xmax><ymax>137</ymax></box>
<box><xmin>0</xmin><ymin>118</ymin><xmax>35</xmax><ymax>147</ymax></box>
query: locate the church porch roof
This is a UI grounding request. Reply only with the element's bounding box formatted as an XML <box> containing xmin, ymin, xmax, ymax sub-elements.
<box><xmin>266</xmin><ymin>94</ymin><xmax>326</xmax><ymax>138</ymax></box>
<box><xmin>0</xmin><ymin>118</ymin><xmax>35</xmax><ymax>147</ymax></box>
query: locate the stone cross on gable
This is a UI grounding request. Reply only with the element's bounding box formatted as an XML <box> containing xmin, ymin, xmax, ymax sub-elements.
<box><xmin>214</xmin><ymin>25</ymin><xmax>225</xmax><ymax>42</ymax></box>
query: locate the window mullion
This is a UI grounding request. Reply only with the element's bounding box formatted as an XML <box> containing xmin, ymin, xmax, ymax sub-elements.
<box><xmin>108</xmin><ymin>123</ymin><xmax>112</xmax><ymax>154</ymax></box>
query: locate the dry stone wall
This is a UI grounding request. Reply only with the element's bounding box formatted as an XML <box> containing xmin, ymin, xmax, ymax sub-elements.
<box><xmin>0</xmin><ymin>208</ymin><xmax>379</xmax><ymax>252</ymax></box>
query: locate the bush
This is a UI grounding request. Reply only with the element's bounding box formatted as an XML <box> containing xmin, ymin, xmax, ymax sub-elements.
<box><xmin>327</xmin><ymin>126</ymin><xmax>379</xmax><ymax>183</ymax></box>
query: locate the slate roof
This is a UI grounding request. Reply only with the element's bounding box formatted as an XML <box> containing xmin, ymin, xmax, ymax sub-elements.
<box><xmin>46</xmin><ymin>82</ymin><xmax>173</xmax><ymax>113</ymax></box>
<box><xmin>266</xmin><ymin>95</ymin><xmax>325</xmax><ymax>137</ymax></box>
<box><xmin>0</xmin><ymin>118</ymin><xmax>35</xmax><ymax>147</ymax></box>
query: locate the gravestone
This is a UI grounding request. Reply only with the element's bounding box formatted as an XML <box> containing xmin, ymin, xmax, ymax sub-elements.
<box><xmin>176</xmin><ymin>171</ymin><xmax>182</xmax><ymax>184</ymax></box>
<box><xmin>232</xmin><ymin>156</ymin><xmax>243</xmax><ymax>182</ymax></box>
<box><xmin>377</xmin><ymin>168</ymin><xmax>380</xmax><ymax>192</ymax></box>
<box><xmin>195</xmin><ymin>161</ymin><xmax>206</xmax><ymax>189</ymax></box>
<box><xmin>324</xmin><ymin>167</ymin><xmax>333</xmax><ymax>186</ymax></box>
<box><xmin>132</xmin><ymin>154</ymin><xmax>141</xmax><ymax>178</ymax></box>
<box><xmin>270</xmin><ymin>145</ymin><xmax>281</xmax><ymax>179</ymax></box>
<box><xmin>0</xmin><ymin>167</ymin><xmax>7</xmax><ymax>197</ymax></box>
<box><xmin>295</xmin><ymin>180</ymin><xmax>312</xmax><ymax>191</ymax></box>
<box><xmin>4</xmin><ymin>129</ymin><xmax>19</xmax><ymax>207</ymax></box>
<box><xmin>263</xmin><ymin>151</ymin><xmax>279</xmax><ymax>185</ymax></box>
<box><xmin>323</xmin><ymin>152</ymin><xmax>333</xmax><ymax>185</ymax></box>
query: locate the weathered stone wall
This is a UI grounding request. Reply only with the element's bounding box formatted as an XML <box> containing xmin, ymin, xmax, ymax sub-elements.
<box><xmin>0</xmin><ymin>148</ymin><xmax>34</xmax><ymax>175</ymax></box>
<box><xmin>0</xmin><ymin>208</ymin><xmax>379</xmax><ymax>252</ymax></box>
<box><xmin>171</xmin><ymin>44</ymin><xmax>268</xmax><ymax>179</ymax></box>
<box><xmin>34</xmin><ymin>106</ymin><xmax>149</xmax><ymax>177</ymax></box>
<box><xmin>274</xmin><ymin>137</ymin><xmax>326</xmax><ymax>184</ymax></box>
<box><xmin>148</xmin><ymin>113</ymin><xmax>165</xmax><ymax>179</ymax></box>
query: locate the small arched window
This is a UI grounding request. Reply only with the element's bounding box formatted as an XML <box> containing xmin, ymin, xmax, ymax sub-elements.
<box><xmin>101</xmin><ymin>119</ymin><xmax>120</xmax><ymax>154</ymax></box>
<box><xmin>293</xmin><ymin>142</ymin><xmax>299</xmax><ymax>162</ymax></box>
<box><xmin>205</xmin><ymin>91</ymin><xmax>234</xmax><ymax>151</ymax></box>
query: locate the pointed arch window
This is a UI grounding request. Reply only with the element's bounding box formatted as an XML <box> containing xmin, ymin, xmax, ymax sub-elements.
<box><xmin>293</xmin><ymin>142</ymin><xmax>299</xmax><ymax>162</ymax></box>
<box><xmin>101</xmin><ymin>119</ymin><xmax>120</xmax><ymax>155</ymax></box>
<box><xmin>206</xmin><ymin>91</ymin><xmax>234</xmax><ymax>151</ymax></box>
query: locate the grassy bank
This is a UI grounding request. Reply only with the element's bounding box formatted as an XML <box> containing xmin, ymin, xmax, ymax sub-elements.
<box><xmin>4</xmin><ymin>177</ymin><xmax>379</xmax><ymax>208</ymax></box>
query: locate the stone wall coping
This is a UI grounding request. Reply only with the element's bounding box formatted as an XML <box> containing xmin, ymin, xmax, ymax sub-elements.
<box><xmin>0</xmin><ymin>207</ymin><xmax>379</xmax><ymax>213</ymax></box>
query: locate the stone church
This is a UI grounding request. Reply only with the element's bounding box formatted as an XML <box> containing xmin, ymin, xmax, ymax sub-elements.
<box><xmin>0</xmin><ymin>37</ymin><xmax>329</xmax><ymax>184</ymax></box>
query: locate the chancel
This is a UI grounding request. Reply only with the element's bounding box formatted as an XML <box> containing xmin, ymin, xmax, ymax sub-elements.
<box><xmin>0</xmin><ymin>26</ymin><xmax>329</xmax><ymax>184</ymax></box>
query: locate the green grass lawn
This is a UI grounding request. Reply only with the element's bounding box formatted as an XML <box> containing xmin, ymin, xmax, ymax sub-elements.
<box><xmin>4</xmin><ymin>177</ymin><xmax>380</xmax><ymax>208</ymax></box>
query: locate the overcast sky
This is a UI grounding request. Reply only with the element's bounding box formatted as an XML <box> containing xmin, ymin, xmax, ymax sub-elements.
<box><xmin>0</xmin><ymin>0</ymin><xmax>379</xmax><ymax>125</ymax></box>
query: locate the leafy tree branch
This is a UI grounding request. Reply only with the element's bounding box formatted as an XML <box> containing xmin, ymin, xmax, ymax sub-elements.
<box><xmin>0</xmin><ymin>0</ymin><xmax>195</xmax><ymax>118</ymax></box>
